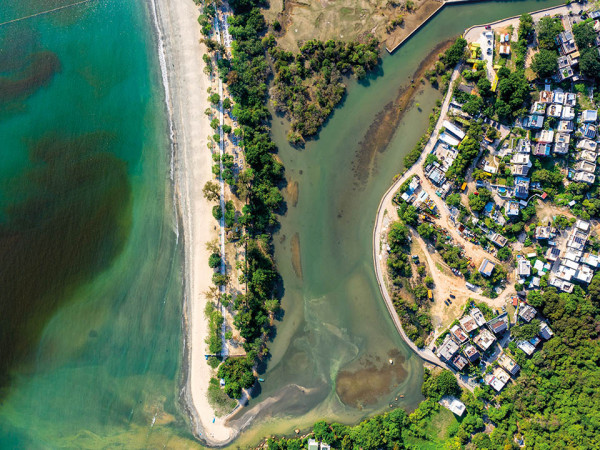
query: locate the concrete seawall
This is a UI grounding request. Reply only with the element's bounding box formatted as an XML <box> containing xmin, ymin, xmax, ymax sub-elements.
<box><xmin>386</xmin><ymin>0</ymin><xmax>580</xmax><ymax>53</ymax></box>
<box><xmin>386</xmin><ymin>0</ymin><xmax>481</xmax><ymax>53</ymax></box>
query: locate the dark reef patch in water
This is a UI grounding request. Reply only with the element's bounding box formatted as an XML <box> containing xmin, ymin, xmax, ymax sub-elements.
<box><xmin>0</xmin><ymin>51</ymin><xmax>60</xmax><ymax>104</ymax></box>
<box><xmin>335</xmin><ymin>349</ymin><xmax>407</xmax><ymax>409</ymax></box>
<box><xmin>0</xmin><ymin>132</ymin><xmax>131</xmax><ymax>390</ymax></box>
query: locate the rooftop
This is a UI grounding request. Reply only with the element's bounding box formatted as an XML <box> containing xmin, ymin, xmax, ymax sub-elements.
<box><xmin>498</xmin><ymin>353</ymin><xmax>520</xmax><ymax>375</ymax></box>
<box><xmin>517</xmin><ymin>340</ymin><xmax>536</xmax><ymax>355</ymax></box>
<box><xmin>519</xmin><ymin>305</ymin><xmax>537</xmax><ymax>323</ymax></box>
<box><xmin>470</xmin><ymin>308</ymin><xmax>486</xmax><ymax>326</ymax></box>
<box><xmin>479</xmin><ymin>259</ymin><xmax>495</xmax><ymax>277</ymax></box>
<box><xmin>439</xmin><ymin>396</ymin><xmax>466</xmax><ymax>417</ymax></box>
<box><xmin>437</xmin><ymin>336</ymin><xmax>459</xmax><ymax>361</ymax></box>
<box><xmin>459</xmin><ymin>315</ymin><xmax>479</xmax><ymax>333</ymax></box>
<box><xmin>450</xmin><ymin>324</ymin><xmax>469</xmax><ymax>343</ymax></box>
<box><xmin>474</xmin><ymin>328</ymin><xmax>496</xmax><ymax>351</ymax></box>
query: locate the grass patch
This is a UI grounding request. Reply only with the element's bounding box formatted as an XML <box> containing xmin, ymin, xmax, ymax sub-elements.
<box><xmin>404</xmin><ymin>407</ymin><xmax>459</xmax><ymax>448</ymax></box>
<box><xmin>207</xmin><ymin>378</ymin><xmax>237</xmax><ymax>417</ymax></box>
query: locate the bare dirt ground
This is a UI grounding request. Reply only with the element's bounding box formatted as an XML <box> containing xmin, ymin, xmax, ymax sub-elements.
<box><xmin>410</xmin><ymin>231</ymin><xmax>512</xmax><ymax>332</ymax></box>
<box><xmin>263</xmin><ymin>0</ymin><xmax>441</xmax><ymax>51</ymax></box>
<box><xmin>535</xmin><ymin>199</ymin><xmax>575</xmax><ymax>224</ymax></box>
<box><xmin>384</xmin><ymin>0</ymin><xmax>444</xmax><ymax>51</ymax></box>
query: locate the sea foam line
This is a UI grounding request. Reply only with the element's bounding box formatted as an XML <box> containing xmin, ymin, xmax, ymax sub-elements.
<box><xmin>148</xmin><ymin>0</ymin><xmax>179</xmax><ymax>242</ymax></box>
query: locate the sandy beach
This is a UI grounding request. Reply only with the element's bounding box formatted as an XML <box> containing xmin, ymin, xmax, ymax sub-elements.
<box><xmin>151</xmin><ymin>0</ymin><xmax>237</xmax><ymax>445</ymax></box>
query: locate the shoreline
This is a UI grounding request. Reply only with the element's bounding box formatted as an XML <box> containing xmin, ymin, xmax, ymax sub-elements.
<box><xmin>372</xmin><ymin>66</ymin><xmax>460</xmax><ymax>370</ymax></box>
<box><xmin>149</xmin><ymin>0</ymin><xmax>239</xmax><ymax>446</ymax></box>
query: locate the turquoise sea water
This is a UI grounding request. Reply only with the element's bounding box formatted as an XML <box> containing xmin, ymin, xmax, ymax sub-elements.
<box><xmin>0</xmin><ymin>0</ymin><xmax>196</xmax><ymax>447</ymax></box>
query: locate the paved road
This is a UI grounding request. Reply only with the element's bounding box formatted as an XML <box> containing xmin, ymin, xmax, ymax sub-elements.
<box><xmin>464</xmin><ymin>3</ymin><xmax>585</xmax><ymax>42</ymax></box>
<box><xmin>372</xmin><ymin>67</ymin><xmax>480</xmax><ymax>391</ymax></box>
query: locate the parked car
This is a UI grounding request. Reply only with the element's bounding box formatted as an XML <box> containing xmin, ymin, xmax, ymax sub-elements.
<box><xmin>450</xmin><ymin>294</ymin><xmax>456</xmax><ymax>299</ymax></box>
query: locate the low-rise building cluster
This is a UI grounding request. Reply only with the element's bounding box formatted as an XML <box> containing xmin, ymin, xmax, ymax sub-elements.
<box><xmin>524</xmin><ymin>88</ymin><xmax>598</xmax><ymax>184</ymax></box>
<box><xmin>424</xmin><ymin>120</ymin><xmax>467</xmax><ymax>196</ymax></box>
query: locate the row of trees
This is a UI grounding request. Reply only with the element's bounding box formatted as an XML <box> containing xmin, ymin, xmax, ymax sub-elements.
<box><xmin>446</xmin><ymin>119</ymin><xmax>483</xmax><ymax>181</ymax></box>
<box><xmin>200</xmin><ymin>0</ymin><xmax>285</xmax><ymax>398</ymax></box>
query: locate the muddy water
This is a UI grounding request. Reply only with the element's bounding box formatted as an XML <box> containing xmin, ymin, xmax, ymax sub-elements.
<box><xmin>228</xmin><ymin>0</ymin><xmax>563</xmax><ymax>446</ymax></box>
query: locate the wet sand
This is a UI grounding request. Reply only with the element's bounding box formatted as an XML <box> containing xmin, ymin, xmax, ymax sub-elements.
<box><xmin>290</xmin><ymin>232</ymin><xmax>302</xmax><ymax>279</ymax></box>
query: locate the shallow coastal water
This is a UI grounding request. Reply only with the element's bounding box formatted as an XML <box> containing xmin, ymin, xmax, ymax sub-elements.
<box><xmin>0</xmin><ymin>0</ymin><xmax>197</xmax><ymax>446</ymax></box>
<box><xmin>0</xmin><ymin>0</ymin><xmax>562</xmax><ymax>447</ymax></box>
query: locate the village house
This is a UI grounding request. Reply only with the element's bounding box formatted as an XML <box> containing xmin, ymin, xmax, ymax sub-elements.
<box><xmin>517</xmin><ymin>340</ymin><xmax>536</xmax><ymax>356</ymax></box>
<box><xmin>573</xmin><ymin>171</ymin><xmax>595</xmax><ymax>184</ymax></box>
<box><xmin>558</xmin><ymin>120</ymin><xmax>574</xmax><ymax>133</ymax></box>
<box><xmin>576</xmin><ymin>139</ymin><xmax>597</xmax><ymax>152</ymax></box>
<box><xmin>582</xmin><ymin>252</ymin><xmax>600</xmax><ymax>268</ymax></box>
<box><xmin>479</xmin><ymin>259</ymin><xmax>495</xmax><ymax>277</ymax></box>
<box><xmin>498</xmin><ymin>353</ymin><xmax>520</xmax><ymax>376</ymax></box>
<box><xmin>437</xmin><ymin>336</ymin><xmax>459</xmax><ymax>361</ymax></box>
<box><xmin>487</xmin><ymin>314</ymin><xmax>508</xmax><ymax>334</ymax></box>
<box><xmin>530</xmin><ymin>102</ymin><xmax>546</xmax><ymax>115</ymax></box>
<box><xmin>551</xmin><ymin>90</ymin><xmax>564</xmax><ymax>104</ymax></box>
<box><xmin>577</xmin><ymin>150</ymin><xmax>597</xmax><ymax>163</ymax></box>
<box><xmin>561</xmin><ymin>106</ymin><xmax>575</xmax><ymax>121</ymax></box>
<box><xmin>564</xmin><ymin>92</ymin><xmax>577</xmax><ymax>107</ymax></box>
<box><xmin>535</xmin><ymin>129</ymin><xmax>554</xmax><ymax>144</ymax></box>
<box><xmin>463</xmin><ymin>344</ymin><xmax>480</xmax><ymax>362</ymax></box>
<box><xmin>452</xmin><ymin>354</ymin><xmax>469</xmax><ymax>371</ymax></box>
<box><xmin>450</xmin><ymin>324</ymin><xmax>469</xmax><ymax>344</ymax></box>
<box><xmin>474</xmin><ymin>328</ymin><xmax>496</xmax><ymax>351</ymax></box>
<box><xmin>459</xmin><ymin>314</ymin><xmax>479</xmax><ymax>333</ymax></box>
<box><xmin>519</xmin><ymin>304</ymin><xmax>537</xmax><ymax>323</ymax></box>
<box><xmin>580</xmin><ymin>123</ymin><xmax>597</xmax><ymax>140</ymax></box>
<box><xmin>574</xmin><ymin>159</ymin><xmax>597</xmax><ymax>173</ymax></box>
<box><xmin>539</xmin><ymin>321</ymin><xmax>554</xmax><ymax>340</ymax></box>
<box><xmin>548</xmin><ymin>274</ymin><xmax>574</xmax><ymax>293</ymax></box>
<box><xmin>517</xmin><ymin>258</ymin><xmax>531</xmax><ymax>279</ymax></box>
<box><xmin>539</xmin><ymin>90</ymin><xmax>552</xmax><ymax>103</ymax></box>
<box><xmin>547</xmin><ymin>103</ymin><xmax>562</xmax><ymax>118</ymax></box>
<box><xmin>582</xmin><ymin>109</ymin><xmax>598</xmax><ymax>123</ymax></box>
<box><xmin>545</xmin><ymin>247</ymin><xmax>561</xmax><ymax>262</ymax></box>
<box><xmin>535</xmin><ymin>226</ymin><xmax>554</xmax><ymax>240</ymax></box>
<box><xmin>514</xmin><ymin>176</ymin><xmax>530</xmax><ymax>200</ymax></box>
<box><xmin>553</xmin><ymin>132</ymin><xmax>570</xmax><ymax>155</ymax></box>
<box><xmin>557</xmin><ymin>30</ymin><xmax>577</xmax><ymax>55</ymax></box>
<box><xmin>484</xmin><ymin>367</ymin><xmax>511</xmax><ymax>392</ymax></box>
<box><xmin>574</xmin><ymin>264</ymin><xmax>594</xmax><ymax>284</ymax></box>
<box><xmin>533</xmin><ymin>143</ymin><xmax>552</xmax><ymax>157</ymax></box>
<box><xmin>506</xmin><ymin>201</ymin><xmax>520</xmax><ymax>217</ymax></box>
<box><xmin>439</xmin><ymin>396</ymin><xmax>466</xmax><ymax>417</ymax></box>
<box><xmin>523</xmin><ymin>115</ymin><xmax>544</xmax><ymax>129</ymax></box>
<box><xmin>470</xmin><ymin>308</ymin><xmax>486</xmax><ymax>327</ymax></box>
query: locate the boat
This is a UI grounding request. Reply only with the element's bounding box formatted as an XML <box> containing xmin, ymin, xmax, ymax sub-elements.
<box><xmin>258</xmin><ymin>378</ymin><xmax>265</xmax><ymax>382</ymax></box>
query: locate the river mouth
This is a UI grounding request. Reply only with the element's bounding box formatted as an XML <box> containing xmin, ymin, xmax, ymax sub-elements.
<box><xmin>228</xmin><ymin>1</ymin><xmax>565</xmax><ymax>447</ymax></box>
